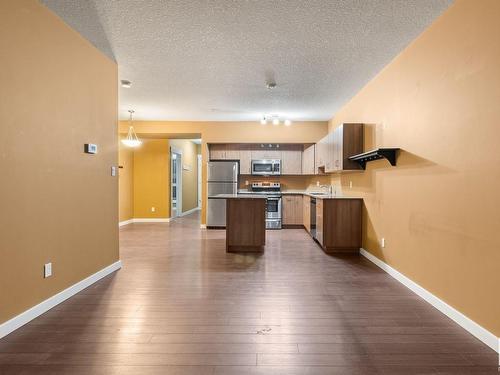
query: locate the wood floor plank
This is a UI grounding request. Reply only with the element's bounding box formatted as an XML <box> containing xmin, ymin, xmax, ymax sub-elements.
<box><xmin>0</xmin><ymin>211</ymin><xmax>495</xmax><ymax>374</ymax></box>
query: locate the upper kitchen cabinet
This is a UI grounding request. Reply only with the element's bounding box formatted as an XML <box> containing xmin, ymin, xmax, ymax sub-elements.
<box><xmin>209</xmin><ymin>144</ymin><xmax>242</xmax><ymax>161</ymax></box>
<box><xmin>224</xmin><ymin>146</ymin><xmax>240</xmax><ymax>160</ymax></box>
<box><xmin>302</xmin><ymin>144</ymin><xmax>315</xmax><ymax>175</ymax></box>
<box><xmin>315</xmin><ymin>134</ymin><xmax>328</xmax><ymax>173</ymax></box>
<box><xmin>239</xmin><ymin>147</ymin><xmax>252</xmax><ymax>175</ymax></box>
<box><xmin>209</xmin><ymin>144</ymin><xmax>227</xmax><ymax>160</ymax></box>
<box><xmin>251</xmin><ymin>149</ymin><xmax>282</xmax><ymax>160</ymax></box>
<box><xmin>326</xmin><ymin>123</ymin><xmax>364</xmax><ymax>173</ymax></box>
<box><xmin>281</xmin><ymin>145</ymin><xmax>302</xmax><ymax>175</ymax></box>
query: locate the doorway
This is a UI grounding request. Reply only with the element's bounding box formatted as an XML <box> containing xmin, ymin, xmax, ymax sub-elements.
<box><xmin>197</xmin><ymin>154</ymin><xmax>202</xmax><ymax>208</ymax></box>
<box><xmin>171</xmin><ymin>148</ymin><xmax>182</xmax><ymax>218</ymax></box>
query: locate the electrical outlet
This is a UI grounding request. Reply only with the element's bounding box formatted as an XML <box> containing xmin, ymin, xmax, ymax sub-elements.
<box><xmin>151</xmin><ymin>207</ymin><xmax>156</xmax><ymax>212</ymax></box>
<box><xmin>381</xmin><ymin>238</ymin><xmax>385</xmax><ymax>248</ymax></box>
<box><xmin>349</xmin><ymin>181</ymin><xmax>353</xmax><ymax>189</ymax></box>
<box><xmin>316</xmin><ymin>181</ymin><xmax>320</xmax><ymax>187</ymax></box>
<box><xmin>44</xmin><ymin>263</ymin><xmax>52</xmax><ymax>278</ymax></box>
<box><xmin>245</xmin><ymin>180</ymin><xmax>249</xmax><ymax>186</ymax></box>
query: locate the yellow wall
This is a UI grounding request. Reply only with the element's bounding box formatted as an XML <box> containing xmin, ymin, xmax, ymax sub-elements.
<box><xmin>170</xmin><ymin>139</ymin><xmax>200</xmax><ymax>212</ymax></box>
<box><xmin>0</xmin><ymin>0</ymin><xmax>118</xmax><ymax>323</ymax></box>
<box><xmin>329</xmin><ymin>0</ymin><xmax>500</xmax><ymax>336</ymax></box>
<box><xmin>118</xmin><ymin>121</ymin><xmax>329</xmax><ymax>224</ymax></box>
<box><xmin>133</xmin><ymin>139</ymin><xmax>170</xmax><ymax>218</ymax></box>
<box><xmin>118</xmin><ymin>142</ymin><xmax>134</xmax><ymax>221</ymax></box>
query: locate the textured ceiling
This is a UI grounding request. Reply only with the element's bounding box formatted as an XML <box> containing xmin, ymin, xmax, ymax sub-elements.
<box><xmin>41</xmin><ymin>0</ymin><xmax>451</xmax><ymax>121</ymax></box>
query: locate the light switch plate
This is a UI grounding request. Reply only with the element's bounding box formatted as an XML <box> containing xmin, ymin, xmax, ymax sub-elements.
<box><xmin>44</xmin><ymin>263</ymin><xmax>52</xmax><ymax>278</ymax></box>
<box><xmin>111</xmin><ymin>166</ymin><xmax>117</xmax><ymax>176</ymax></box>
<box><xmin>84</xmin><ymin>144</ymin><xmax>98</xmax><ymax>154</ymax></box>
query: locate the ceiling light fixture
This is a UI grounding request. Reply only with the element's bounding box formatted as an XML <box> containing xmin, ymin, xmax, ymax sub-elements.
<box><xmin>121</xmin><ymin>79</ymin><xmax>132</xmax><ymax>88</ymax></box>
<box><xmin>259</xmin><ymin>114</ymin><xmax>292</xmax><ymax>126</ymax></box>
<box><xmin>121</xmin><ymin>110</ymin><xmax>142</xmax><ymax>148</ymax></box>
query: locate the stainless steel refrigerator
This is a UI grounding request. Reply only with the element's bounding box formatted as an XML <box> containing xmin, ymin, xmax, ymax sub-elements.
<box><xmin>207</xmin><ymin>161</ymin><xmax>239</xmax><ymax>227</ymax></box>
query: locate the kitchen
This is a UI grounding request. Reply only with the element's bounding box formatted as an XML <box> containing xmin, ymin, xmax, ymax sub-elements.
<box><xmin>206</xmin><ymin>123</ymin><xmax>387</xmax><ymax>253</ymax></box>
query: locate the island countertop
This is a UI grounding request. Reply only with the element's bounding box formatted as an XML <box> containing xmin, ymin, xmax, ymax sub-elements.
<box><xmin>210</xmin><ymin>194</ymin><xmax>267</xmax><ymax>199</ymax></box>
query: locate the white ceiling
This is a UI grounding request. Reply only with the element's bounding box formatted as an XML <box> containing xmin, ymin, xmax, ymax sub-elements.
<box><xmin>41</xmin><ymin>0</ymin><xmax>451</xmax><ymax>121</ymax></box>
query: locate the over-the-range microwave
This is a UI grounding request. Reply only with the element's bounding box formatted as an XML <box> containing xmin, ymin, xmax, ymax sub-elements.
<box><xmin>251</xmin><ymin>159</ymin><xmax>281</xmax><ymax>176</ymax></box>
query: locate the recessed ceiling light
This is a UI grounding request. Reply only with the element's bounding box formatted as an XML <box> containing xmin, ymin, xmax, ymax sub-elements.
<box><xmin>284</xmin><ymin>119</ymin><xmax>292</xmax><ymax>126</ymax></box>
<box><xmin>121</xmin><ymin>80</ymin><xmax>132</xmax><ymax>88</ymax></box>
<box><xmin>260</xmin><ymin>116</ymin><xmax>267</xmax><ymax>125</ymax></box>
<box><xmin>272</xmin><ymin>117</ymin><xmax>279</xmax><ymax>125</ymax></box>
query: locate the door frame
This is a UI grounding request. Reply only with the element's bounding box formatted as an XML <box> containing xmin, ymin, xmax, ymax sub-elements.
<box><xmin>197</xmin><ymin>154</ymin><xmax>202</xmax><ymax>208</ymax></box>
<box><xmin>170</xmin><ymin>147</ymin><xmax>182</xmax><ymax>218</ymax></box>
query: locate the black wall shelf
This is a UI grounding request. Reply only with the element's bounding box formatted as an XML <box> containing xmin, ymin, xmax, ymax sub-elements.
<box><xmin>348</xmin><ymin>148</ymin><xmax>400</xmax><ymax>170</ymax></box>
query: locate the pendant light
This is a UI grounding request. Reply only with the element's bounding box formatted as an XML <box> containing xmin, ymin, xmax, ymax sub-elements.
<box><xmin>121</xmin><ymin>110</ymin><xmax>142</xmax><ymax>147</ymax></box>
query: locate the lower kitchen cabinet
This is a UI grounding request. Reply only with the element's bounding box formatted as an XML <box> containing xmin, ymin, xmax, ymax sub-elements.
<box><xmin>315</xmin><ymin>198</ymin><xmax>362</xmax><ymax>253</ymax></box>
<box><xmin>282</xmin><ymin>195</ymin><xmax>303</xmax><ymax>226</ymax></box>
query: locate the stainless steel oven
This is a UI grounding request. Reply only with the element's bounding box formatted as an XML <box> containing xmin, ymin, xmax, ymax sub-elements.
<box><xmin>251</xmin><ymin>159</ymin><xmax>281</xmax><ymax>176</ymax></box>
<box><xmin>265</xmin><ymin>196</ymin><xmax>282</xmax><ymax>229</ymax></box>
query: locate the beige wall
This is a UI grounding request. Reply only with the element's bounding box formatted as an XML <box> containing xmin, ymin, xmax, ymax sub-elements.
<box><xmin>0</xmin><ymin>0</ymin><xmax>118</xmax><ymax>323</ymax></box>
<box><xmin>133</xmin><ymin>140</ymin><xmax>170</xmax><ymax>219</ymax></box>
<box><xmin>119</xmin><ymin>142</ymin><xmax>134</xmax><ymax>221</ymax></box>
<box><xmin>328</xmin><ymin>0</ymin><xmax>500</xmax><ymax>336</ymax></box>
<box><xmin>118</xmin><ymin>121</ymin><xmax>329</xmax><ymax>224</ymax></box>
<box><xmin>170</xmin><ymin>139</ymin><xmax>200</xmax><ymax>212</ymax></box>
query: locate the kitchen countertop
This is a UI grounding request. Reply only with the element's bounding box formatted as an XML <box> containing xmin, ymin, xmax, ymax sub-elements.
<box><xmin>238</xmin><ymin>189</ymin><xmax>362</xmax><ymax>200</ymax></box>
<box><xmin>283</xmin><ymin>191</ymin><xmax>362</xmax><ymax>199</ymax></box>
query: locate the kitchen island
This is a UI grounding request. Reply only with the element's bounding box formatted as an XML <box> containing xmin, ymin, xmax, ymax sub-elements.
<box><xmin>213</xmin><ymin>194</ymin><xmax>267</xmax><ymax>252</ymax></box>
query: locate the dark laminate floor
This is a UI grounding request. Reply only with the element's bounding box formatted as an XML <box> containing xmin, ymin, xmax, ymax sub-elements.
<box><xmin>0</xmin><ymin>210</ymin><xmax>498</xmax><ymax>374</ymax></box>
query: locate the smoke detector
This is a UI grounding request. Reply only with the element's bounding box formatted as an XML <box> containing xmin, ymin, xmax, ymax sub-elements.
<box><xmin>266</xmin><ymin>82</ymin><xmax>277</xmax><ymax>90</ymax></box>
<box><xmin>121</xmin><ymin>80</ymin><xmax>132</xmax><ymax>88</ymax></box>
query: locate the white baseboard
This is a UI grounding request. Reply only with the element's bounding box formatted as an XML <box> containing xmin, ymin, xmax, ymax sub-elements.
<box><xmin>119</xmin><ymin>219</ymin><xmax>134</xmax><ymax>227</ymax></box>
<box><xmin>360</xmin><ymin>249</ymin><xmax>499</xmax><ymax>354</ymax></box>
<box><xmin>0</xmin><ymin>260</ymin><xmax>122</xmax><ymax>339</ymax></box>
<box><xmin>133</xmin><ymin>218</ymin><xmax>171</xmax><ymax>223</ymax></box>
<box><xmin>119</xmin><ymin>218</ymin><xmax>171</xmax><ymax>226</ymax></box>
<box><xmin>179</xmin><ymin>207</ymin><xmax>200</xmax><ymax>217</ymax></box>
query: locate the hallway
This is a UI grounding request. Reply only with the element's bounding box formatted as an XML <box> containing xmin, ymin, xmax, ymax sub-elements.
<box><xmin>0</xmin><ymin>211</ymin><xmax>497</xmax><ymax>374</ymax></box>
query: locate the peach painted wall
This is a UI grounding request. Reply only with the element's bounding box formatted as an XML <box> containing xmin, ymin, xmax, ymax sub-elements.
<box><xmin>329</xmin><ymin>0</ymin><xmax>500</xmax><ymax>336</ymax></box>
<box><xmin>0</xmin><ymin>0</ymin><xmax>118</xmax><ymax>323</ymax></box>
<box><xmin>118</xmin><ymin>121</ymin><xmax>329</xmax><ymax>225</ymax></box>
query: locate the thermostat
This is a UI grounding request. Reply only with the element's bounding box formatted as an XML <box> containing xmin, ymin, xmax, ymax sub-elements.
<box><xmin>84</xmin><ymin>144</ymin><xmax>98</xmax><ymax>154</ymax></box>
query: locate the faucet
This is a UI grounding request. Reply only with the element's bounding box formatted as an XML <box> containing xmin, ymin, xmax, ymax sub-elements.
<box><xmin>319</xmin><ymin>184</ymin><xmax>335</xmax><ymax>195</ymax></box>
